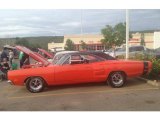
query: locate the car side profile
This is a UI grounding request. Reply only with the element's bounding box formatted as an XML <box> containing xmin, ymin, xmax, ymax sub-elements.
<box><xmin>8</xmin><ymin>46</ymin><xmax>152</xmax><ymax>93</ymax></box>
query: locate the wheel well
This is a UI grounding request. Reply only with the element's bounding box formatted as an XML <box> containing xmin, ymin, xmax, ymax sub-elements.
<box><xmin>107</xmin><ymin>71</ymin><xmax>127</xmax><ymax>80</ymax></box>
<box><xmin>24</xmin><ymin>76</ymin><xmax>48</xmax><ymax>86</ymax></box>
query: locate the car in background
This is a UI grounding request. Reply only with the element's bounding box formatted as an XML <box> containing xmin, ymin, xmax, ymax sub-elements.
<box><xmin>108</xmin><ymin>45</ymin><xmax>148</xmax><ymax>58</ymax></box>
<box><xmin>8</xmin><ymin>46</ymin><xmax>152</xmax><ymax>93</ymax></box>
<box><xmin>38</xmin><ymin>48</ymin><xmax>54</xmax><ymax>62</ymax></box>
<box><xmin>38</xmin><ymin>48</ymin><xmax>54</xmax><ymax>59</ymax></box>
<box><xmin>105</xmin><ymin>47</ymin><xmax>121</xmax><ymax>55</ymax></box>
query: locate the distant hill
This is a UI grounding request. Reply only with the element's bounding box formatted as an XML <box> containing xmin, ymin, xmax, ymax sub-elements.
<box><xmin>0</xmin><ymin>36</ymin><xmax>64</xmax><ymax>50</ymax></box>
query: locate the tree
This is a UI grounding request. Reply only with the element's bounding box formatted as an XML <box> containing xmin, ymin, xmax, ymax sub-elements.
<box><xmin>140</xmin><ymin>33</ymin><xmax>145</xmax><ymax>46</ymax></box>
<box><xmin>64</xmin><ymin>39</ymin><xmax>75</xmax><ymax>51</ymax></box>
<box><xmin>101</xmin><ymin>22</ymin><xmax>132</xmax><ymax>56</ymax></box>
<box><xmin>15</xmin><ymin>38</ymin><xmax>30</xmax><ymax>48</ymax></box>
<box><xmin>101</xmin><ymin>25</ymin><xmax>116</xmax><ymax>49</ymax></box>
<box><xmin>80</xmin><ymin>40</ymin><xmax>87</xmax><ymax>50</ymax></box>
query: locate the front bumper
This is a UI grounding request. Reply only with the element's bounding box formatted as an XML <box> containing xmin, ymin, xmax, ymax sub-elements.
<box><xmin>7</xmin><ymin>80</ymin><xmax>14</xmax><ymax>85</ymax></box>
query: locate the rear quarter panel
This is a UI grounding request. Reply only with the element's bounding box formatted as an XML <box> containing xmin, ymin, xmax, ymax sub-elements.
<box><xmin>103</xmin><ymin>60</ymin><xmax>144</xmax><ymax>78</ymax></box>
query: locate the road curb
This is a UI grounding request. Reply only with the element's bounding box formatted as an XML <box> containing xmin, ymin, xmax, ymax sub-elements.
<box><xmin>136</xmin><ymin>77</ymin><xmax>160</xmax><ymax>87</ymax></box>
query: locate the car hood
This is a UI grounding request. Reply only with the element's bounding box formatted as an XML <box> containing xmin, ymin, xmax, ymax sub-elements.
<box><xmin>38</xmin><ymin>48</ymin><xmax>53</xmax><ymax>58</ymax></box>
<box><xmin>16</xmin><ymin>46</ymin><xmax>50</xmax><ymax>66</ymax></box>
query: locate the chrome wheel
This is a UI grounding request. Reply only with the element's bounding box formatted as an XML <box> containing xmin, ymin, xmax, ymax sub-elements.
<box><xmin>109</xmin><ymin>72</ymin><xmax>125</xmax><ymax>88</ymax></box>
<box><xmin>26</xmin><ymin>77</ymin><xmax>45</xmax><ymax>93</ymax></box>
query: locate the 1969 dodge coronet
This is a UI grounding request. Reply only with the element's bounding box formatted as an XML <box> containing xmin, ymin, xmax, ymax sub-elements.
<box><xmin>8</xmin><ymin>46</ymin><xmax>152</xmax><ymax>93</ymax></box>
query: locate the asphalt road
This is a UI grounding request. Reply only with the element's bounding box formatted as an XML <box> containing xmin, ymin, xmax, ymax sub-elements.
<box><xmin>0</xmin><ymin>78</ymin><xmax>160</xmax><ymax>111</ymax></box>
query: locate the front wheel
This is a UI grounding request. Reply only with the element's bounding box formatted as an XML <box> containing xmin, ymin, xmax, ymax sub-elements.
<box><xmin>108</xmin><ymin>72</ymin><xmax>126</xmax><ymax>88</ymax></box>
<box><xmin>26</xmin><ymin>77</ymin><xmax>45</xmax><ymax>93</ymax></box>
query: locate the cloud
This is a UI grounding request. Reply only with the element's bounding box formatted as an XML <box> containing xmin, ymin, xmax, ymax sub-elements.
<box><xmin>0</xmin><ymin>9</ymin><xmax>160</xmax><ymax>37</ymax></box>
<box><xmin>3</xmin><ymin>18</ymin><xmax>20</xmax><ymax>21</ymax></box>
<box><xmin>60</xmin><ymin>22</ymin><xmax>81</xmax><ymax>27</ymax></box>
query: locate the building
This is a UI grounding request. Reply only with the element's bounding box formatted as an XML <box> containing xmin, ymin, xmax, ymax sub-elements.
<box><xmin>130</xmin><ymin>31</ymin><xmax>160</xmax><ymax>49</ymax></box>
<box><xmin>153</xmin><ymin>32</ymin><xmax>160</xmax><ymax>49</ymax></box>
<box><xmin>48</xmin><ymin>42</ymin><xmax>64</xmax><ymax>52</ymax></box>
<box><xmin>129</xmin><ymin>32</ymin><xmax>154</xmax><ymax>49</ymax></box>
<box><xmin>48</xmin><ymin>34</ymin><xmax>105</xmax><ymax>51</ymax></box>
<box><xmin>48</xmin><ymin>31</ymin><xmax>160</xmax><ymax>51</ymax></box>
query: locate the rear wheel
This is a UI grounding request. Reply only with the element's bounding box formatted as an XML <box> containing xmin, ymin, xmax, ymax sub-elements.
<box><xmin>26</xmin><ymin>77</ymin><xmax>45</xmax><ymax>93</ymax></box>
<box><xmin>108</xmin><ymin>72</ymin><xmax>126</xmax><ymax>88</ymax></box>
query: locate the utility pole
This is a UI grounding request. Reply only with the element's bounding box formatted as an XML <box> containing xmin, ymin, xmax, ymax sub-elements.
<box><xmin>126</xmin><ymin>9</ymin><xmax>129</xmax><ymax>59</ymax></box>
<box><xmin>81</xmin><ymin>9</ymin><xmax>83</xmax><ymax>41</ymax></box>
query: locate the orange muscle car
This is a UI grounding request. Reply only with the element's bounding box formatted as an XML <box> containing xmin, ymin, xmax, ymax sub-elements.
<box><xmin>8</xmin><ymin>46</ymin><xmax>152</xmax><ymax>93</ymax></box>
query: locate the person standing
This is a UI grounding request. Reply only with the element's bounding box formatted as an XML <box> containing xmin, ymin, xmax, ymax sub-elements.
<box><xmin>19</xmin><ymin>51</ymin><xmax>30</xmax><ymax>68</ymax></box>
<box><xmin>0</xmin><ymin>49</ymin><xmax>8</xmax><ymax>62</ymax></box>
<box><xmin>9</xmin><ymin>50</ymin><xmax>14</xmax><ymax>67</ymax></box>
<box><xmin>1</xmin><ymin>58</ymin><xmax>10</xmax><ymax>80</ymax></box>
<box><xmin>0</xmin><ymin>63</ymin><xmax>5</xmax><ymax>81</ymax></box>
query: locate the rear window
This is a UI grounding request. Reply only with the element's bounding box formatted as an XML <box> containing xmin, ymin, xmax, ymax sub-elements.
<box><xmin>93</xmin><ymin>52</ymin><xmax>116</xmax><ymax>60</ymax></box>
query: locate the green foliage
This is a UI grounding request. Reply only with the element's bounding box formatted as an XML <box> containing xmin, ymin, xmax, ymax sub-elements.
<box><xmin>0</xmin><ymin>36</ymin><xmax>63</xmax><ymax>50</ymax></box>
<box><xmin>101</xmin><ymin>23</ymin><xmax>132</xmax><ymax>49</ymax></box>
<box><xmin>15</xmin><ymin>38</ymin><xmax>43</xmax><ymax>51</ymax></box>
<box><xmin>64</xmin><ymin>39</ymin><xmax>75</xmax><ymax>51</ymax></box>
<box><xmin>80</xmin><ymin>40</ymin><xmax>87</xmax><ymax>50</ymax></box>
<box><xmin>147</xmin><ymin>58</ymin><xmax>160</xmax><ymax>79</ymax></box>
<box><xmin>15</xmin><ymin>38</ymin><xmax>30</xmax><ymax>48</ymax></box>
<box><xmin>101</xmin><ymin>25</ymin><xmax>116</xmax><ymax>49</ymax></box>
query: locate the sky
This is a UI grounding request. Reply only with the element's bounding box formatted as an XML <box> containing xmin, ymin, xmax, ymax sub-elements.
<box><xmin>0</xmin><ymin>9</ymin><xmax>160</xmax><ymax>38</ymax></box>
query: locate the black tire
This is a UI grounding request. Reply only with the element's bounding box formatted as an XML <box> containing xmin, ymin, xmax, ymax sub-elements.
<box><xmin>26</xmin><ymin>77</ymin><xmax>45</xmax><ymax>93</ymax></box>
<box><xmin>108</xmin><ymin>72</ymin><xmax>126</xmax><ymax>88</ymax></box>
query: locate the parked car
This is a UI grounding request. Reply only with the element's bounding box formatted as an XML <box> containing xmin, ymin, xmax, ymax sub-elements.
<box><xmin>108</xmin><ymin>45</ymin><xmax>147</xmax><ymax>58</ymax></box>
<box><xmin>105</xmin><ymin>47</ymin><xmax>121</xmax><ymax>55</ymax></box>
<box><xmin>7</xmin><ymin>46</ymin><xmax>152</xmax><ymax>93</ymax></box>
<box><xmin>38</xmin><ymin>48</ymin><xmax>54</xmax><ymax>59</ymax></box>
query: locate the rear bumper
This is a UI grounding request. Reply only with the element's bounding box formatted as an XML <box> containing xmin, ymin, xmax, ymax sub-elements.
<box><xmin>7</xmin><ymin>80</ymin><xmax>14</xmax><ymax>85</ymax></box>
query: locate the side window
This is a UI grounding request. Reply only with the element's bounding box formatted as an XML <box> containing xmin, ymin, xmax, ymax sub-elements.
<box><xmin>62</xmin><ymin>58</ymin><xmax>70</xmax><ymax>65</ymax></box>
<box><xmin>70</xmin><ymin>55</ymin><xmax>83</xmax><ymax>64</ymax></box>
<box><xmin>71</xmin><ymin>55</ymin><xmax>81</xmax><ymax>61</ymax></box>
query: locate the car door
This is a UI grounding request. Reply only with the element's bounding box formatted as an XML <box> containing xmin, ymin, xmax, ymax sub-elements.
<box><xmin>54</xmin><ymin>54</ymin><xmax>93</xmax><ymax>85</ymax></box>
<box><xmin>82</xmin><ymin>54</ymin><xmax>106</xmax><ymax>82</ymax></box>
